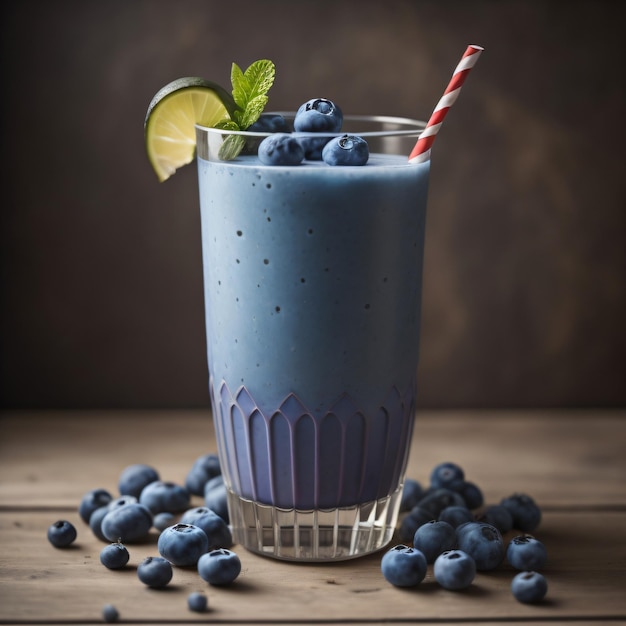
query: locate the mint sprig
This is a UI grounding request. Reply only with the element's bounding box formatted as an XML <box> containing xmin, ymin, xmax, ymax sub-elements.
<box><xmin>215</xmin><ymin>59</ymin><xmax>276</xmax><ymax>160</ymax></box>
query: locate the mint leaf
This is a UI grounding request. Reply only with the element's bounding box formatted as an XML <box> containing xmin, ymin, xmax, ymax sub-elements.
<box><xmin>243</xmin><ymin>59</ymin><xmax>276</xmax><ymax>103</ymax></box>
<box><xmin>214</xmin><ymin>59</ymin><xmax>276</xmax><ymax>160</ymax></box>
<box><xmin>231</xmin><ymin>60</ymin><xmax>275</xmax><ymax>129</ymax></box>
<box><xmin>214</xmin><ymin>119</ymin><xmax>240</xmax><ymax>131</ymax></box>
<box><xmin>218</xmin><ymin>135</ymin><xmax>246</xmax><ymax>161</ymax></box>
<box><xmin>230</xmin><ymin>63</ymin><xmax>248</xmax><ymax>112</ymax></box>
<box><xmin>238</xmin><ymin>94</ymin><xmax>269</xmax><ymax>129</ymax></box>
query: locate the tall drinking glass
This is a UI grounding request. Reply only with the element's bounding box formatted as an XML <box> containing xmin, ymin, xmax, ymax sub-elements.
<box><xmin>196</xmin><ymin>115</ymin><xmax>429</xmax><ymax>561</ymax></box>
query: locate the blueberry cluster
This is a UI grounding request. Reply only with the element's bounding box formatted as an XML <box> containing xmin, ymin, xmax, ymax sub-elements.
<box><xmin>255</xmin><ymin>98</ymin><xmax>369</xmax><ymax>166</ymax></box>
<box><xmin>48</xmin><ymin>456</ymin><xmax>550</xmax><ymax>611</ymax></box>
<box><xmin>47</xmin><ymin>453</ymin><xmax>241</xmax><ymax>616</ymax></box>
<box><xmin>385</xmin><ymin>461</ymin><xmax>548</xmax><ymax>603</ymax></box>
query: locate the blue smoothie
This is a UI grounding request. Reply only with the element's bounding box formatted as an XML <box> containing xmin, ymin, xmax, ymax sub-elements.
<box><xmin>198</xmin><ymin>152</ymin><xmax>429</xmax><ymax>511</ymax></box>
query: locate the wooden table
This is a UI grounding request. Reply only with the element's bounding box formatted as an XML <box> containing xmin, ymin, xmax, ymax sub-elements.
<box><xmin>1</xmin><ymin>409</ymin><xmax>625</xmax><ymax>624</ymax></box>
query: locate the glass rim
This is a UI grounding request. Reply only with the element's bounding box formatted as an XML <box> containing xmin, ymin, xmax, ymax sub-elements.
<box><xmin>196</xmin><ymin>113</ymin><xmax>426</xmax><ymax>138</ymax></box>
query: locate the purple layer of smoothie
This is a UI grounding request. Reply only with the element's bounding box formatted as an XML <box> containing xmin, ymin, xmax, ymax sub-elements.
<box><xmin>211</xmin><ymin>380</ymin><xmax>416</xmax><ymax>510</ymax></box>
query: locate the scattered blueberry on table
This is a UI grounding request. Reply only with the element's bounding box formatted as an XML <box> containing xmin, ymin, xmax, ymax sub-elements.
<box><xmin>179</xmin><ymin>507</ymin><xmax>232</xmax><ymax>550</ymax></box>
<box><xmin>380</xmin><ymin>544</ymin><xmax>428</xmax><ymax>587</ymax></box>
<box><xmin>400</xmin><ymin>478</ymin><xmax>424</xmax><ymax>512</ymax></box>
<box><xmin>204</xmin><ymin>475</ymin><xmax>230</xmax><ymax>523</ymax></box>
<box><xmin>185</xmin><ymin>453</ymin><xmax>222</xmax><ymax>497</ymax></box>
<box><xmin>398</xmin><ymin>505</ymin><xmax>434</xmax><ymax>542</ymax></box>
<box><xmin>480</xmin><ymin>504</ymin><xmax>514</xmax><ymax>534</ymax></box>
<box><xmin>118</xmin><ymin>463</ymin><xmax>160</xmax><ymax>499</ymax></box>
<box><xmin>511</xmin><ymin>570</ymin><xmax>548</xmax><ymax>603</ymax></box>
<box><xmin>139</xmin><ymin>480</ymin><xmax>190</xmax><ymax>515</ymax></box>
<box><xmin>430</xmin><ymin>461</ymin><xmax>465</xmax><ymax>488</ymax></box>
<box><xmin>187</xmin><ymin>591</ymin><xmax>208</xmax><ymax>612</ymax></box>
<box><xmin>153</xmin><ymin>511</ymin><xmax>176</xmax><ymax>532</ymax></box>
<box><xmin>434</xmin><ymin>549</ymin><xmax>477</xmax><ymax>590</ymax></box>
<box><xmin>456</xmin><ymin>521</ymin><xmax>505</xmax><ymax>571</ymax></box>
<box><xmin>197</xmin><ymin>548</ymin><xmax>242</xmax><ymax>586</ymax></box>
<box><xmin>158</xmin><ymin>523</ymin><xmax>209</xmax><ymax>567</ymax></box>
<box><xmin>47</xmin><ymin>520</ymin><xmax>77</xmax><ymax>548</ymax></box>
<box><xmin>101</xmin><ymin>603</ymin><xmax>119</xmax><ymax>623</ymax></box>
<box><xmin>506</xmin><ymin>535</ymin><xmax>548</xmax><ymax>570</ymax></box>
<box><xmin>413</xmin><ymin>519</ymin><xmax>457</xmax><ymax>563</ymax></box>
<box><xmin>500</xmin><ymin>493</ymin><xmax>542</xmax><ymax>532</ymax></box>
<box><xmin>137</xmin><ymin>556</ymin><xmax>173</xmax><ymax>588</ymax></box>
<box><xmin>100</xmin><ymin>541</ymin><xmax>130</xmax><ymax>569</ymax></box>
<box><xmin>438</xmin><ymin>505</ymin><xmax>475</xmax><ymax>528</ymax></box>
<box><xmin>78</xmin><ymin>488</ymin><xmax>113</xmax><ymax>524</ymax></box>
<box><xmin>101</xmin><ymin>501</ymin><xmax>153</xmax><ymax>543</ymax></box>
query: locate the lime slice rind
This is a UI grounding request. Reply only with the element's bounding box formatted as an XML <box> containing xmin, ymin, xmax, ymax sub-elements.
<box><xmin>145</xmin><ymin>78</ymin><xmax>237</xmax><ymax>182</ymax></box>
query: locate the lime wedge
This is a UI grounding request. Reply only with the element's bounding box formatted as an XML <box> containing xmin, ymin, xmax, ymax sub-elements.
<box><xmin>144</xmin><ymin>77</ymin><xmax>237</xmax><ymax>182</ymax></box>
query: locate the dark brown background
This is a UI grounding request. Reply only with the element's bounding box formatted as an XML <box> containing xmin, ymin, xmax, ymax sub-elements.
<box><xmin>1</xmin><ymin>0</ymin><xmax>624</xmax><ymax>410</ymax></box>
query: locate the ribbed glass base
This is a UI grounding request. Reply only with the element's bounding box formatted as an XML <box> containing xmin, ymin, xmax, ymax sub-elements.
<box><xmin>227</xmin><ymin>486</ymin><xmax>402</xmax><ymax>561</ymax></box>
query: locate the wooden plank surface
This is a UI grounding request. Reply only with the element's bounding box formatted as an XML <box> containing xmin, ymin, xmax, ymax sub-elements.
<box><xmin>0</xmin><ymin>410</ymin><xmax>625</xmax><ymax>624</ymax></box>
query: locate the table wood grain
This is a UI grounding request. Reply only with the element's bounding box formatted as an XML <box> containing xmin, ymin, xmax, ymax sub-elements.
<box><xmin>1</xmin><ymin>409</ymin><xmax>625</xmax><ymax>624</ymax></box>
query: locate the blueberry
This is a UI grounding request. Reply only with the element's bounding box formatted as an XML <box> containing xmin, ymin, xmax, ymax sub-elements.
<box><xmin>158</xmin><ymin>523</ymin><xmax>209</xmax><ymax>567</ymax></box>
<box><xmin>417</xmin><ymin>488</ymin><xmax>466</xmax><ymax>517</ymax></box>
<box><xmin>434</xmin><ymin>549</ymin><xmax>477</xmax><ymax>590</ymax></box>
<box><xmin>456</xmin><ymin>521</ymin><xmax>505</xmax><ymax>571</ymax></box>
<box><xmin>380</xmin><ymin>544</ymin><xmax>427</xmax><ymax>587</ymax></box>
<box><xmin>430</xmin><ymin>462</ymin><xmax>465</xmax><ymax>488</ymax></box>
<box><xmin>107</xmin><ymin>495</ymin><xmax>138</xmax><ymax>510</ymax></box>
<box><xmin>413</xmin><ymin>520</ymin><xmax>457</xmax><ymax>563</ymax></box>
<box><xmin>187</xmin><ymin>591</ymin><xmax>208</xmax><ymax>613</ymax></box>
<box><xmin>139</xmin><ymin>481</ymin><xmax>190</xmax><ymax>515</ymax></box>
<box><xmin>204</xmin><ymin>477</ymin><xmax>229</xmax><ymax>523</ymax></box>
<box><xmin>47</xmin><ymin>520</ymin><xmax>77</xmax><ymax>548</ymax></box>
<box><xmin>398</xmin><ymin>505</ymin><xmax>434</xmax><ymax>543</ymax></box>
<box><xmin>89</xmin><ymin>506</ymin><xmax>110</xmax><ymax>542</ymax></box>
<box><xmin>100</xmin><ymin>541</ymin><xmax>130</xmax><ymax>569</ymax></box>
<box><xmin>185</xmin><ymin>453</ymin><xmax>221</xmax><ymax>496</ymax></box>
<box><xmin>479</xmin><ymin>504</ymin><xmax>514</xmax><ymax>534</ymax></box>
<box><xmin>400</xmin><ymin>478</ymin><xmax>424</xmax><ymax>512</ymax></box>
<box><xmin>451</xmin><ymin>480</ymin><xmax>484</xmax><ymax>510</ymax></box>
<box><xmin>137</xmin><ymin>556</ymin><xmax>173</xmax><ymax>588</ymax></box>
<box><xmin>511</xmin><ymin>571</ymin><xmax>548</xmax><ymax>603</ymax></box>
<box><xmin>153</xmin><ymin>511</ymin><xmax>176</xmax><ymax>532</ymax></box>
<box><xmin>248</xmin><ymin>113</ymin><xmax>290</xmax><ymax>133</ymax></box>
<box><xmin>258</xmin><ymin>133</ymin><xmax>304</xmax><ymax>166</ymax></box>
<box><xmin>322</xmin><ymin>134</ymin><xmax>369</xmax><ymax>166</ymax></box>
<box><xmin>501</xmin><ymin>493</ymin><xmax>542</xmax><ymax>532</ymax></box>
<box><xmin>101</xmin><ymin>502</ymin><xmax>153</xmax><ymax>543</ymax></box>
<box><xmin>118</xmin><ymin>464</ymin><xmax>160</xmax><ymax>498</ymax></box>
<box><xmin>196</xmin><ymin>512</ymin><xmax>232</xmax><ymax>550</ymax></box>
<box><xmin>102</xmin><ymin>604</ymin><xmax>119</xmax><ymax>623</ymax></box>
<box><xmin>180</xmin><ymin>506</ymin><xmax>213</xmax><ymax>524</ymax></box>
<box><xmin>294</xmin><ymin>97</ymin><xmax>343</xmax><ymax>160</ymax></box>
<box><xmin>204</xmin><ymin>474</ymin><xmax>225</xmax><ymax>494</ymax></box>
<box><xmin>197</xmin><ymin>548</ymin><xmax>242</xmax><ymax>585</ymax></box>
<box><xmin>438</xmin><ymin>505</ymin><xmax>475</xmax><ymax>528</ymax></box>
<box><xmin>78</xmin><ymin>488</ymin><xmax>113</xmax><ymax>523</ymax></box>
<box><xmin>180</xmin><ymin>507</ymin><xmax>232</xmax><ymax>550</ymax></box>
<box><xmin>506</xmin><ymin>535</ymin><xmax>547</xmax><ymax>570</ymax></box>
<box><xmin>294</xmin><ymin>98</ymin><xmax>343</xmax><ymax>133</ymax></box>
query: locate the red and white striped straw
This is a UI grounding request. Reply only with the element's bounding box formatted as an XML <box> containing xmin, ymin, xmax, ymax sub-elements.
<box><xmin>408</xmin><ymin>44</ymin><xmax>484</xmax><ymax>164</ymax></box>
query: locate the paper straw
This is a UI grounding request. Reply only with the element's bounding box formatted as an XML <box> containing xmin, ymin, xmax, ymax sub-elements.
<box><xmin>408</xmin><ymin>45</ymin><xmax>484</xmax><ymax>164</ymax></box>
